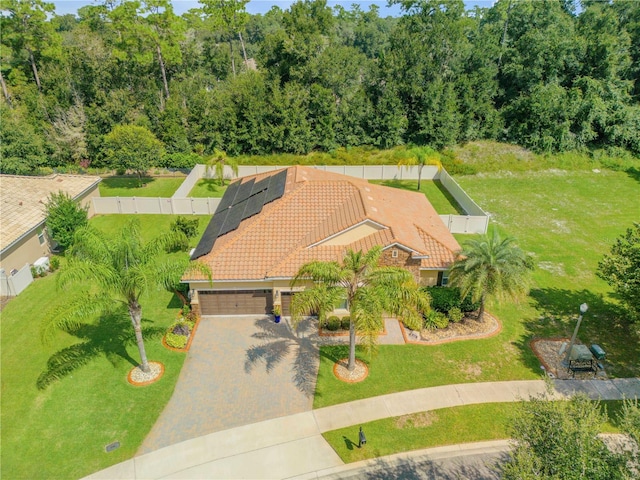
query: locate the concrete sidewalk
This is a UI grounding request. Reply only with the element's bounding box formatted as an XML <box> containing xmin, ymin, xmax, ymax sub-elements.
<box><xmin>85</xmin><ymin>378</ymin><xmax>640</xmax><ymax>480</ymax></box>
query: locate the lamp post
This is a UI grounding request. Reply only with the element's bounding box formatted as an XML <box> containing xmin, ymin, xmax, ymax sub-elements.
<box><xmin>562</xmin><ymin>303</ymin><xmax>589</xmax><ymax>367</ymax></box>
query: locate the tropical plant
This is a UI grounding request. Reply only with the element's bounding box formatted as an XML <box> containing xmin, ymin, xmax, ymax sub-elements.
<box><xmin>396</xmin><ymin>146</ymin><xmax>440</xmax><ymax>190</ymax></box>
<box><xmin>207</xmin><ymin>148</ymin><xmax>238</xmax><ymax>186</ymax></box>
<box><xmin>41</xmin><ymin>219</ymin><xmax>210</xmax><ymax>374</ymax></box>
<box><xmin>290</xmin><ymin>246</ymin><xmax>429</xmax><ymax>371</ymax></box>
<box><xmin>448</xmin><ymin>231</ymin><xmax>534</xmax><ymax>322</ymax></box>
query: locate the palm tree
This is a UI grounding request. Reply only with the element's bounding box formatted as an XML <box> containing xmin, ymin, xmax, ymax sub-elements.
<box><xmin>207</xmin><ymin>148</ymin><xmax>239</xmax><ymax>186</ymax></box>
<box><xmin>41</xmin><ymin>220</ymin><xmax>210</xmax><ymax>374</ymax></box>
<box><xmin>290</xmin><ymin>246</ymin><xmax>429</xmax><ymax>371</ymax></box>
<box><xmin>397</xmin><ymin>146</ymin><xmax>440</xmax><ymax>190</ymax></box>
<box><xmin>448</xmin><ymin>230</ymin><xmax>534</xmax><ymax>322</ymax></box>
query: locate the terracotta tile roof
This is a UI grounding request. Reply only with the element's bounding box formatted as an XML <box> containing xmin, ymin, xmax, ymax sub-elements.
<box><xmin>189</xmin><ymin>166</ymin><xmax>460</xmax><ymax>281</ymax></box>
<box><xmin>0</xmin><ymin>174</ymin><xmax>101</xmax><ymax>252</ymax></box>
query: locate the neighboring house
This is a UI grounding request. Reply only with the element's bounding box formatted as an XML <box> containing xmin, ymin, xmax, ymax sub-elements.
<box><xmin>184</xmin><ymin>166</ymin><xmax>460</xmax><ymax>316</ymax></box>
<box><xmin>0</xmin><ymin>174</ymin><xmax>101</xmax><ymax>295</ymax></box>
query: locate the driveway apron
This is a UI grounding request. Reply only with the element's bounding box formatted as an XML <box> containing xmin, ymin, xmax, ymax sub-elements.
<box><xmin>139</xmin><ymin>316</ymin><xmax>319</xmax><ymax>454</ymax></box>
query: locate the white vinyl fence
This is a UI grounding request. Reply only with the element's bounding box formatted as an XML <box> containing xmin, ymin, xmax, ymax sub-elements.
<box><xmin>0</xmin><ymin>264</ymin><xmax>34</xmax><ymax>297</ymax></box>
<box><xmin>92</xmin><ymin>165</ymin><xmax>488</xmax><ymax>234</ymax></box>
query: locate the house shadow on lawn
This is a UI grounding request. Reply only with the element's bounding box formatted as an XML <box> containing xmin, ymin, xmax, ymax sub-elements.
<box><xmin>37</xmin><ymin>311</ymin><xmax>165</xmax><ymax>390</ymax></box>
<box><xmin>524</xmin><ymin>288</ymin><xmax>639</xmax><ymax>377</ymax></box>
<box><xmin>244</xmin><ymin>317</ymin><xmax>319</xmax><ymax>398</ymax></box>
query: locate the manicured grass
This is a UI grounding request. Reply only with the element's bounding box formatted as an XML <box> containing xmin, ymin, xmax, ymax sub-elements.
<box><xmin>371</xmin><ymin>179</ymin><xmax>464</xmax><ymax>214</ymax></box>
<box><xmin>188</xmin><ymin>178</ymin><xmax>229</xmax><ymax>198</ymax></box>
<box><xmin>323</xmin><ymin>401</ymin><xmax>624</xmax><ymax>463</ymax></box>
<box><xmin>99</xmin><ymin>176</ymin><xmax>185</xmax><ymax>197</ymax></box>
<box><xmin>315</xmin><ymin>169</ymin><xmax>640</xmax><ymax>408</ymax></box>
<box><xmin>0</xmin><ymin>215</ymin><xmax>210</xmax><ymax>479</ymax></box>
<box><xmin>457</xmin><ymin>170</ymin><xmax>640</xmax><ymax>378</ymax></box>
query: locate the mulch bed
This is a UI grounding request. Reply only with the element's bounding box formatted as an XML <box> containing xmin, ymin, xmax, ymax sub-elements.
<box><xmin>162</xmin><ymin>315</ymin><xmax>201</xmax><ymax>352</ymax></box>
<box><xmin>333</xmin><ymin>358</ymin><xmax>369</xmax><ymax>383</ymax></box>
<box><xmin>400</xmin><ymin>312</ymin><xmax>502</xmax><ymax>345</ymax></box>
<box><xmin>127</xmin><ymin>361</ymin><xmax>165</xmax><ymax>386</ymax></box>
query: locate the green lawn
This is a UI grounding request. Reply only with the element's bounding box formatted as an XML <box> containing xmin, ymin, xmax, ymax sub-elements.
<box><xmin>315</xmin><ymin>169</ymin><xmax>640</xmax><ymax>408</ymax></box>
<box><xmin>323</xmin><ymin>401</ymin><xmax>625</xmax><ymax>463</ymax></box>
<box><xmin>0</xmin><ymin>214</ymin><xmax>211</xmax><ymax>480</ymax></box>
<box><xmin>188</xmin><ymin>178</ymin><xmax>229</xmax><ymax>198</ymax></box>
<box><xmin>370</xmin><ymin>179</ymin><xmax>464</xmax><ymax>214</ymax></box>
<box><xmin>99</xmin><ymin>176</ymin><xmax>185</xmax><ymax>197</ymax></box>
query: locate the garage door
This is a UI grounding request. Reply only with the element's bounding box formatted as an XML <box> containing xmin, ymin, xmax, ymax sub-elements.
<box><xmin>281</xmin><ymin>291</ymin><xmax>295</xmax><ymax>316</ymax></box>
<box><xmin>199</xmin><ymin>290</ymin><xmax>273</xmax><ymax>315</ymax></box>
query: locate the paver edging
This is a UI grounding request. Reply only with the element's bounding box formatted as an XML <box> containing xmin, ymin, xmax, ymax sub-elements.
<box><xmin>399</xmin><ymin>312</ymin><xmax>502</xmax><ymax>345</ymax></box>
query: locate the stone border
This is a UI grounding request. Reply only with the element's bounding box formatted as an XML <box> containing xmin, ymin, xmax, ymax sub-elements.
<box><xmin>399</xmin><ymin>312</ymin><xmax>502</xmax><ymax>345</ymax></box>
<box><xmin>127</xmin><ymin>361</ymin><xmax>165</xmax><ymax>386</ymax></box>
<box><xmin>162</xmin><ymin>315</ymin><xmax>201</xmax><ymax>352</ymax></box>
<box><xmin>333</xmin><ymin>358</ymin><xmax>369</xmax><ymax>383</ymax></box>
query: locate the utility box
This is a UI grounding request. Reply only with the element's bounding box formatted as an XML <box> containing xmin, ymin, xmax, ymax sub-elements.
<box><xmin>33</xmin><ymin>256</ymin><xmax>50</xmax><ymax>275</ymax></box>
<box><xmin>590</xmin><ymin>344</ymin><xmax>606</xmax><ymax>360</ymax></box>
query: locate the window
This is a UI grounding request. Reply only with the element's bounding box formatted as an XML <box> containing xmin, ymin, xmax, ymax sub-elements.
<box><xmin>441</xmin><ymin>272</ymin><xmax>450</xmax><ymax>286</ymax></box>
<box><xmin>392</xmin><ymin>249</ymin><xmax>398</xmax><ymax>258</ymax></box>
<box><xmin>37</xmin><ymin>229</ymin><xmax>46</xmax><ymax>245</ymax></box>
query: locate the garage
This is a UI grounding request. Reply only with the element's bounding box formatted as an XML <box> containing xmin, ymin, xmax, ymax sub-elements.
<box><xmin>199</xmin><ymin>290</ymin><xmax>273</xmax><ymax>315</ymax></box>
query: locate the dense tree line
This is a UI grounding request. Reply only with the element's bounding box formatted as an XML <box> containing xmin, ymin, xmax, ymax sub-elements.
<box><xmin>1</xmin><ymin>0</ymin><xmax>638</xmax><ymax>175</ymax></box>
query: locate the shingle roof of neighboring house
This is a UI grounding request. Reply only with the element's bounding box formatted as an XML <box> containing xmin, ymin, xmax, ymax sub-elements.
<box><xmin>0</xmin><ymin>174</ymin><xmax>101</xmax><ymax>253</ymax></box>
<box><xmin>189</xmin><ymin>166</ymin><xmax>460</xmax><ymax>281</ymax></box>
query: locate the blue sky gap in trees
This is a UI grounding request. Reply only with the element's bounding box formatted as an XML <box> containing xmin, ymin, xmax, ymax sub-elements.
<box><xmin>52</xmin><ymin>0</ymin><xmax>495</xmax><ymax>17</ymax></box>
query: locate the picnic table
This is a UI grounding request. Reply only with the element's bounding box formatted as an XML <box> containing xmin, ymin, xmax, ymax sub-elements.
<box><xmin>568</xmin><ymin>344</ymin><xmax>597</xmax><ymax>377</ymax></box>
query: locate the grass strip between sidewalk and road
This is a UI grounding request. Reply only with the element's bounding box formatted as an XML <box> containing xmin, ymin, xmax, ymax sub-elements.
<box><xmin>322</xmin><ymin>401</ymin><xmax>624</xmax><ymax>464</ymax></box>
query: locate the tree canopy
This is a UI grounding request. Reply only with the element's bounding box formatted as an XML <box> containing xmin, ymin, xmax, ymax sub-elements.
<box><xmin>1</xmin><ymin>0</ymin><xmax>639</xmax><ymax>175</ymax></box>
<box><xmin>598</xmin><ymin>222</ymin><xmax>640</xmax><ymax>324</ymax></box>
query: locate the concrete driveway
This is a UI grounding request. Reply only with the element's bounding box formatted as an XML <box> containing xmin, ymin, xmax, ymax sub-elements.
<box><xmin>139</xmin><ymin>316</ymin><xmax>319</xmax><ymax>454</ymax></box>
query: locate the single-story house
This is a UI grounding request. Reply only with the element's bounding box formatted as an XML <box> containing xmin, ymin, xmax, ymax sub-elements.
<box><xmin>184</xmin><ymin>166</ymin><xmax>460</xmax><ymax>316</ymax></box>
<box><xmin>0</xmin><ymin>174</ymin><xmax>101</xmax><ymax>295</ymax></box>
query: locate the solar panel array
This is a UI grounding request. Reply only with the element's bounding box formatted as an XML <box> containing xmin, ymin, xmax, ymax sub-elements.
<box><xmin>191</xmin><ymin>169</ymin><xmax>288</xmax><ymax>260</ymax></box>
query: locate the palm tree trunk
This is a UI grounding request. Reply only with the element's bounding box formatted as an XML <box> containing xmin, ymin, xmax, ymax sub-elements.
<box><xmin>156</xmin><ymin>44</ymin><xmax>170</xmax><ymax>100</ymax></box>
<box><xmin>129</xmin><ymin>300</ymin><xmax>151</xmax><ymax>373</ymax></box>
<box><xmin>348</xmin><ymin>318</ymin><xmax>356</xmax><ymax>371</ymax></box>
<box><xmin>477</xmin><ymin>294</ymin><xmax>486</xmax><ymax>323</ymax></box>
<box><xmin>417</xmin><ymin>164</ymin><xmax>423</xmax><ymax>190</ymax></box>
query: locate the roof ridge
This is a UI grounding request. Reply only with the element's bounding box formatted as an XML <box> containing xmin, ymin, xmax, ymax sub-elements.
<box><xmin>416</xmin><ymin>224</ymin><xmax>456</xmax><ymax>254</ymax></box>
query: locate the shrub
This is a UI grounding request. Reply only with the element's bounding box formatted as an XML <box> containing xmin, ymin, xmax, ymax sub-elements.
<box><xmin>49</xmin><ymin>256</ymin><xmax>61</xmax><ymax>272</ymax></box>
<box><xmin>425</xmin><ymin>286</ymin><xmax>479</xmax><ymax>314</ymax></box>
<box><xmin>159</xmin><ymin>152</ymin><xmax>201</xmax><ymax>169</ymax></box>
<box><xmin>423</xmin><ymin>311</ymin><xmax>449</xmax><ymax>330</ymax></box>
<box><xmin>45</xmin><ymin>191</ymin><xmax>89</xmax><ymax>251</ymax></box>
<box><xmin>165</xmin><ymin>320</ymin><xmax>192</xmax><ymax>348</ymax></box>
<box><xmin>165</xmin><ymin>331</ymin><xmax>188</xmax><ymax>349</ymax></box>
<box><xmin>326</xmin><ymin>315</ymin><xmax>341</xmax><ymax>331</ymax></box>
<box><xmin>448</xmin><ymin>307</ymin><xmax>464</xmax><ymax>323</ymax></box>
<box><xmin>425</xmin><ymin>286</ymin><xmax>459</xmax><ymax>313</ymax></box>
<box><xmin>340</xmin><ymin>316</ymin><xmax>351</xmax><ymax>330</ymax></box>
<box><xmin>171</xmin><ymin>216</ymin><xmax>199</xmax><ymax>239</ymax></box>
